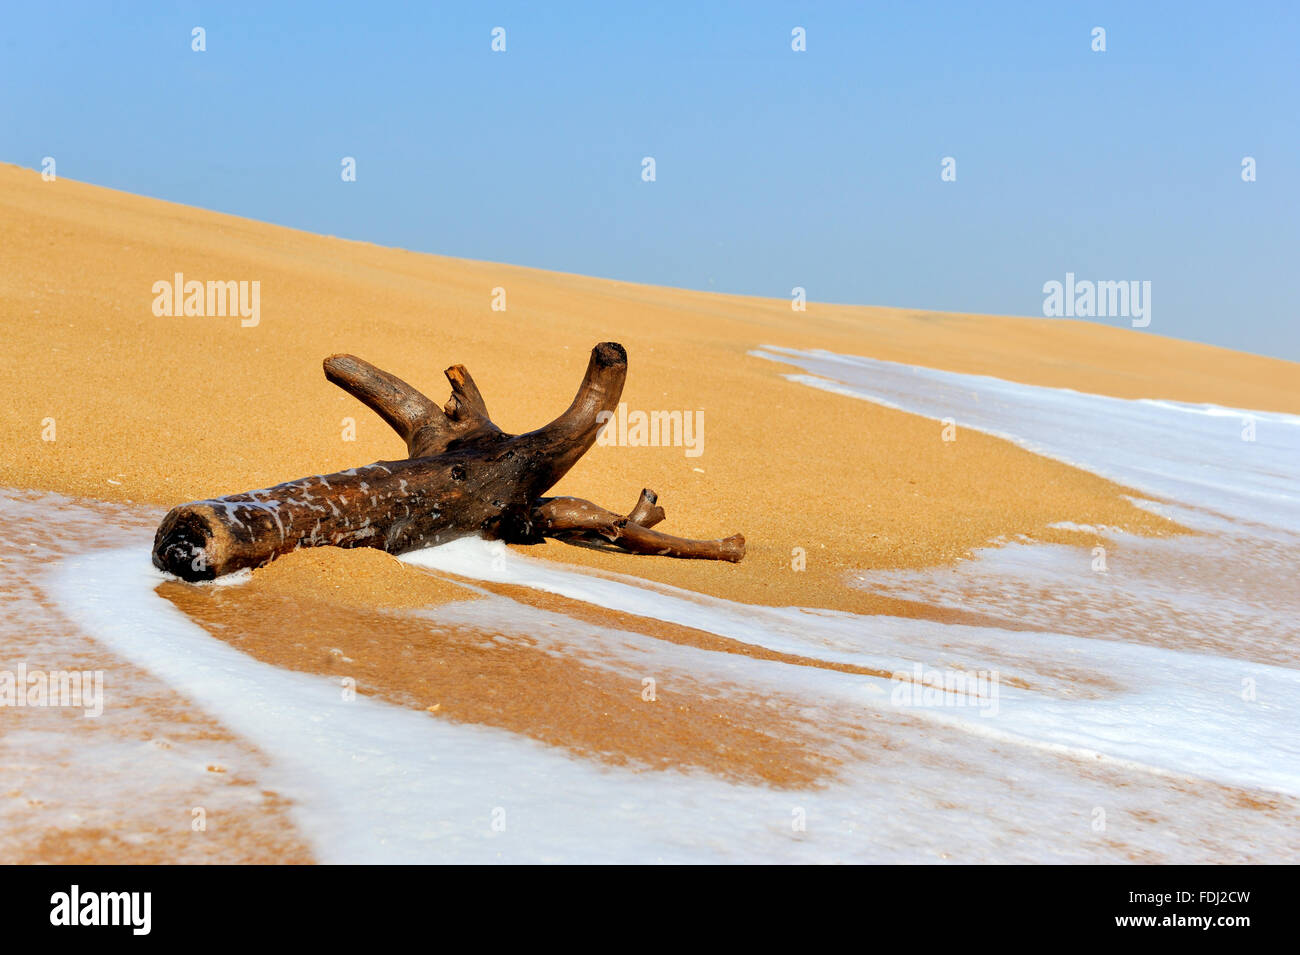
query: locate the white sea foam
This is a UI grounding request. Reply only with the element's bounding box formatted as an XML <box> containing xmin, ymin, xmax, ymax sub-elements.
<box><xmin>743</xmin><ymin>345</ymin><xmax>1300</xmax><ymax>782</ymax></box>
<box><xmin>751</xmin><ymin>346</ymin><xmax>1300</xmax><ymax>535</ymax></box>
<box><xmin>403</xmin><ymin>538</ymin><xmax>1300</xmax><ymax>794</ymax></box>
<box><xmin>40</xmin><ymin>537</ymin><xmax>1300</xmax><ymax>863</ymax></box>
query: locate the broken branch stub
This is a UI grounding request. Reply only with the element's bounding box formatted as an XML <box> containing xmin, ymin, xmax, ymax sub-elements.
<box><xmin>152</xmin><ymin>342</ymin><xmax>745</xmax><ymax>581</ymax></box>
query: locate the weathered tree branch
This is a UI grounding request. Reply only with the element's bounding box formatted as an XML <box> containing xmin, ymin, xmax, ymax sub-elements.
<box><xmin>532</xmin><ymin>493</ymin><xmax>744</xmax><ymax>562</ymax></box>
<box><xmin>627</xmin><ymin>488</ymin><xmax>666</xmax><ymax>528</ymax></box>
<box><xmin>152</xmin><ymin>342</ymin><xmax>745</xmax><ymax>581</ymax></box>
<box><xmin>322</xmin><ymin>355</ymin><xmax>501</xmax><ymax>457</ymax></box>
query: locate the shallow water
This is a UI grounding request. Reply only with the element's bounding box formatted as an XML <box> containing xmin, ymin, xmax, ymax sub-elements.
<box><xmin>750</xmin><ymin>346</ymin><xmax>1300</xmax><ymax>666</ymax></box>
<box><xmin>0</xmin><ymin>491</ymin><xmax>311</xmax><ymax>862</ymax></box>
<box><xmin>6</xmin><ymin>348</ymin><xmax>1299</xmax><ymax>862</ymax></box>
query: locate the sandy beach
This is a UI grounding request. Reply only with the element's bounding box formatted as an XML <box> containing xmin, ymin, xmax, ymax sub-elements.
<box><xmin>9</xmin><ymin>164</ymin><xmax>1300</xmax><ymax>607</ymax></box>
<box><xmin>4</xmin><ymin>165</ymin><xmax>1300</xmax><ymax>863</ymax></box>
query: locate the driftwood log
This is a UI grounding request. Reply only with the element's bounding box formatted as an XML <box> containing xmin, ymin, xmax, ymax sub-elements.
<box><xmin>152</xmin><ymin>342</ymin><xmax>745</xmax><ymax>581</ymax></box>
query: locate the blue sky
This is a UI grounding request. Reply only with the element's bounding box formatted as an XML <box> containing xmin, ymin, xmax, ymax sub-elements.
<box><xmin>3</xmin><ymin>1</ymin><xmax>1297</xmax><ymax>359</ymax></box>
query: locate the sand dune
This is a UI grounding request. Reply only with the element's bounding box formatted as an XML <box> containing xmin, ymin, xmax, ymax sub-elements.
<box><xmin>8</xmin><ymin>163</ymin><xmax>1298</xmax><ymax>613</ymax></box>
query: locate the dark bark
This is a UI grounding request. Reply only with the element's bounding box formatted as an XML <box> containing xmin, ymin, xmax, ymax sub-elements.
<box><xmin>152</xmin><ymin>342</ymin><xmax>745</xmax><ymax>581</ymax></box>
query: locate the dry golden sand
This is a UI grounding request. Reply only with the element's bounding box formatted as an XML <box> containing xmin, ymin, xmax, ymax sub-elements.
<box><xmin>232</xmin><ymin>545</ymin><xmax>476</xmax><ymax>611</ymax></box>
<box><xmin>7</xmin><ymin>163</ymin><xmax>1299</xmax><ymax>616</ymax></box>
